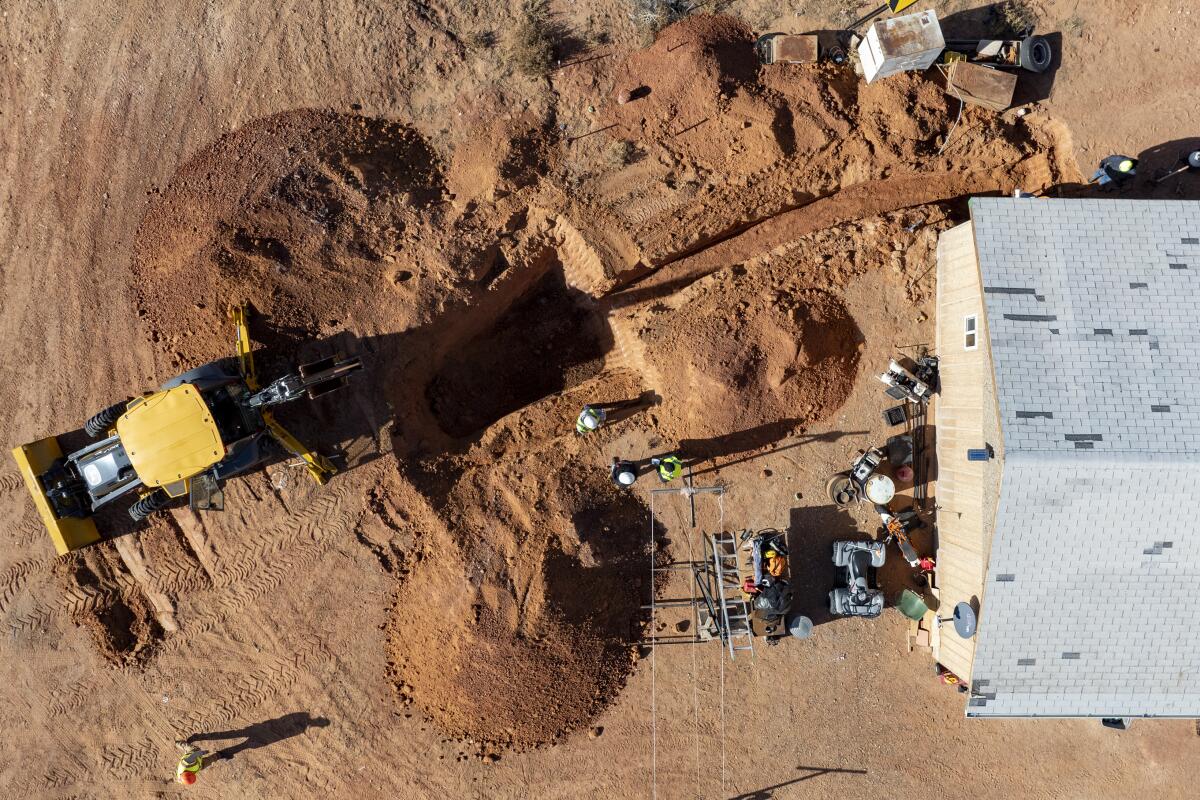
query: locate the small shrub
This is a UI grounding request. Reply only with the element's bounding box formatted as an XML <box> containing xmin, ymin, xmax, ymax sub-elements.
<box><xmin>606</xmin><ymin>140</ymin><xmax>639</xmax><ymax>167</ymax></box>
<box><xmin>992</xmin><ymin>0</ymin><xmax>1041</xmax><ymax>37</ymax></box>
<box><xmin>509</xmin><ymin>0</ymin><xmax>556</xmax><ymax>77</ymax></box>
<box><xmin>629</xmin><ymin>0</ymin><xmax>694</xmax><ymax>37</ymax></box>
<box><xmin>465</xmin><ymin>30</ymin><xmax>496</xmax><ymax>52</ymax></box>
<box><xmin>1063</xmin><ymin>14</ymin><xmax>1084</xmax><ymax>38</ymax></box>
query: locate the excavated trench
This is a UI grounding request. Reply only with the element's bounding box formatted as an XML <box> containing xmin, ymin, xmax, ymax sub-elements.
<box><xmin>427</xmin><ymin>263</ymin><xmax>610</xmax><ymax>438</ymax></box>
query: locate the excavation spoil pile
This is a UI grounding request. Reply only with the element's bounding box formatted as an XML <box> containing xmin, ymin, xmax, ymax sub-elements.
<box><xmin>132</xmin><ymin>109</ymin><xmax>456</xmax><ymax>364</ymax></box>
<box><xmin>644</xmin><ymin>286</ymin><xmax>860</xmax><ymax>446</ymax></box>
<box><xmin>388</xmin><ymin>463</ymin><xmax>659</xmax><ymax>750</ymax></box>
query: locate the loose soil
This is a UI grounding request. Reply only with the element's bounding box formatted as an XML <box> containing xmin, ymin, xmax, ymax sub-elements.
<box><xmin>2</xmin><ymin>2</ymin><xmax>1198</xmax><ymax>798</ymax></box>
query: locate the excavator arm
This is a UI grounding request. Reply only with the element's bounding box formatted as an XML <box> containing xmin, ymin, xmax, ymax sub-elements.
<box><xmin>230</xmin><ymin>303</ymin><xmax>356</xmax><ymax>486</ymax></box>
<box><xmin>230</xmin><ymin>303</ymin><xmax>258</xmax><ymax>390</ymax></box>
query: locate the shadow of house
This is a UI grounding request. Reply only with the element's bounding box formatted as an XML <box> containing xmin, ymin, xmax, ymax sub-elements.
<box><xmin>1138</xmin><ymin>137</ymin><xmax>1200</xmax><ymax>198</ymax></box>
<box><xmin>1048</xmin><ymin>137</ymin><xmax>1200</xmax><ymax>201</ymax></box>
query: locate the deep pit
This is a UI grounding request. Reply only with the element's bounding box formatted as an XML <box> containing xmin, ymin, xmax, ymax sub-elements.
<box><xmin>428</xmin><ymin>265</ymin><xmax>611</xmax><ymax>438</ymax></box>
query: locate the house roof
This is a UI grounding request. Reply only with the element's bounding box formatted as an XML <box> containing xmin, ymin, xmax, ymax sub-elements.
<box><xmin>965</xmin><ymin>197</ymin><xmax>1200</xmax><ymax>717</ymax></box>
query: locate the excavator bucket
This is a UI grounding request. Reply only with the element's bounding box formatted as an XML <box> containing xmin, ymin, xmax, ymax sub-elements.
<box><xmin>10</xmin><ymin>437</ymin><xmax>101</xmax><ymax>555</ymax></box>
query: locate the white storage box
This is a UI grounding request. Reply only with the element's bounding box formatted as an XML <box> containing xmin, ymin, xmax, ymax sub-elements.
<box><xmin>858</xmin><ymin>10</ymin><xmax>945</xmax><ymax>83</ymax></box>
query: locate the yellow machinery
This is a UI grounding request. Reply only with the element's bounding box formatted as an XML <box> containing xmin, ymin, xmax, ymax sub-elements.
<box><xmin>11</xmin><ymin>305</ymin><xmax>362</xmax><ymax>555</ymax></box>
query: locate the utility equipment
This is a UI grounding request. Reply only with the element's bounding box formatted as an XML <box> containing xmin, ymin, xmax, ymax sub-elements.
<box><xmin>858</xmin><ymin>9</ymin><xmax>945</xmax><ymax>83</ymax></box>
<box><xmin>756</xmin><ymin>33</ymin><xmax>819</xmax><ymax>65</ymax></box>
<box><xmin>879</xmin><ymin>507</ymin><xmax>922</xmax><ymax>567</ymax></box>
<box><xmin>942</xmin><ymin>34</ymin><xmax>1052</xmax><ymax>73</ymax></box>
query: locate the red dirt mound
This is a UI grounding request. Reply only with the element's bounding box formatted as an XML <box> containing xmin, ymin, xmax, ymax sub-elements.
<box><xmin>131</xmin><ymin>109</ymin><xmax>470</xmax><ymax>365</ymax></box>
<box><xmin>388</xmin><ymin>458</ymin><xmax>662</xmax><ymax>751</ymax></box>
<box><xmin>641</xmin><ymin>283</ymin><xmax>861</xmax><ymax>449</ymax></box>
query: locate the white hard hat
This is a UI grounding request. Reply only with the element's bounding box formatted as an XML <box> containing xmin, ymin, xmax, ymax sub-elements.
<box><xmin>581</xmin><ymin>414</ymin><xmax>600</xmax><ymax>429</ymax></box>
<box><xmin>617</xmin><ymin>471</ymin><xmax>636</xmax><ymax>485</ymax></box>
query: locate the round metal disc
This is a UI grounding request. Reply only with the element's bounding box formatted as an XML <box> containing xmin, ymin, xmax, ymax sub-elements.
<box><xmin>953</xmin><ymin>602</ymin><xmax>977</xmax><ymax>638</ymax></box>
<box><xmin>865</xmin><ymin>474</ymin><xmax>896</xmax><ymax>504</ymax></box>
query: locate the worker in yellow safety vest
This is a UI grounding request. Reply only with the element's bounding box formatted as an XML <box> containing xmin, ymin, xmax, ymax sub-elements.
<box><xmin>610</xmin><ymin>456</ymin><xmax>638</xmax><ymax>488</ymax></box>
<box><xmin>650</xmin><ymin>454</ymin><xmax>683</xmax><ymax>482</ymax></box>
<box><xmin>1090</xmin><ymin>154</ymin><xmax>1137</xmax><ymax>188</ymax></box>
<box><xmin>576</xmin><ymin>405</ymin><xmax>606</xmax><ymax>435</ymax></box>
<box><xmin>175</xmin><ymin>742</ymin><xmax>211</xmax><ymax>786</ymax></box>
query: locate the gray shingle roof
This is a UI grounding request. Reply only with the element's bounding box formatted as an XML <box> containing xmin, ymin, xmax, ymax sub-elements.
<box><xmin>964</xmin><ymin>198</ymin><xmax>1200</xmax><ymax>717</ymax></box>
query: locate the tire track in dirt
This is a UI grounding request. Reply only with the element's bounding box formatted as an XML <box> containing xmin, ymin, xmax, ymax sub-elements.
<box><xmin>159</xmin><ymin>481</ymin><xmax>366</xmax><ymax>649</ymax></box>
<box><xmin>46</xmin><ymin>678</ymin><xmax>107</xmax><ymax>719</ymax></box>
<box><xmin>1</xmin><ymin>478</ymin><xmax>361</xmax><ymax>657</ymax></box>
<box><xmin>0</xmin><ymin>471</ymin><xmax>23</xmax><ymax>494</ymax></box>
<box><xmin>13</xmin><ymin>513</ymin><xmax>48</xmax><ymax>547</ymax></box>
<box><xmin>101</xmin><ymin>738</ymin><xmax>161</xmax><ymax>777</ymax></box>
<box><xmin>174</xmin><ymin>635</ymin><xmax>332</xmax><ymax>733</ymax></box>
<box><xmin>0</xmin><ymin>558</ymin><xmax>46</xmax><ymax>616</ymax></box>
<box><xmin>58</xmin><ymin>576</ymin><xmax>134</xmax><ymax>617</ymax></box>
<box><xmin>551</xmin><ymin>214</ymin><xmax>612</xmax><ymax>296</ymax></box>
<box><xmin>8</xmin><ymin>606</ymin><xmax>52</xmax><ymax>638</ymax></box>
<box><xmin>148</xmin><ymin>555</ymin><xmax>212</xmax><ymax>596</ymax></box>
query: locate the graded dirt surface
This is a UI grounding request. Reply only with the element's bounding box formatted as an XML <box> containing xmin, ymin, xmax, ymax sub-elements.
<box><xmin>1</xmin><ymin>2</ymin><xmax>1198</xmax><ymax>799</ymax></box>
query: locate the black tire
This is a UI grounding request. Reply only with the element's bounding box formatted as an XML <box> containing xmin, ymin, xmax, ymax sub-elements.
<box><xmin>1019</xmin><ymin>35</ymin><xmax>1052</xmax><ymax>74</ymax></box>
<box><xmin>129</xmin><ymin>490</ymin><xmax>171</xmax><ymax>523</ymax></box>
<box><xmin>84</xmin><ymin>401</ymin><xmax>127</xmax><ymax>438</ymax></box>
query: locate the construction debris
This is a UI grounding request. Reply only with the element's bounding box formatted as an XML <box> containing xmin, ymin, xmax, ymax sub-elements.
<box><xmin>946</xmin><ymin>61</ymin><xmax>1018</xmax><ymax>112</ymax></box>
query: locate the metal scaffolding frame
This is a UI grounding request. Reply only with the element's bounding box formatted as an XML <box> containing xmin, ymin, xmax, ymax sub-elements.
<box><xmin>645</xmin><ymin>484</ymin><xmax>754</xmax><ymax>659</ymax></box>
<box><xmin>646</xmin><ymin>481</ymin><xmax>747</xmax><ymax>800</ymax></box>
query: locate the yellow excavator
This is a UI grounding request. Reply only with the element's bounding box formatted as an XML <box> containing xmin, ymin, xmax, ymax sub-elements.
<box><xmin>11</xmin><ymin>305</ymin><xmax>362</xmax><ymax>555</ymax></box>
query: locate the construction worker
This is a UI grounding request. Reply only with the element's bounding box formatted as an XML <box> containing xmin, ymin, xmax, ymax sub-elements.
<box><xmin>174</xmin><ymin>741</ymin><xmax>211</xmax><ymax>786</ymax></box>
<box><xmin>650</xmin><ymin>454</ymin><xmax>683</xmax><ymax>483</ymax></box>
<box><xmin>576</xmin><ymin>405</ymin><xmax>606</xmax><ymax>435</ymax></box>
<box><xmin>1154</xmin><ymin>149</ymin><xmax>1200</xmax><ymax>185</ymax></box>
<box><xmin>1090</xmin><ymin>154</ymin><xmax>1137</xmax><ymax>187</ymax></box>
<box><xmin>610</xmin><ymin>457</ymin><xmax>638</xmax><ymax>488</ymax></box>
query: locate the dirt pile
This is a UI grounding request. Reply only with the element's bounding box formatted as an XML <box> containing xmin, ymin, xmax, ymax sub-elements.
<box><xmin>603</xmin><ymin>14</ymin><xmax>787</xmax><ymax>174</ymax></box>
<box><xmin>389</xmin><ymin>455</ymin><xmax>661</xmax><ymax>751</ymax></box>
<box><xmin>642</xmin><ymin>285</ymin><xmax>860</xmax><ymax>448</ymax></box>
<box><xmin>568</xmin><ymin>13</ymin><xmax>1077</xmax><ymax>267</ymax></box>
<box><xmin>133</xmin><ymin>109</ymin><xmax>483</xmax><ymax>365</ymax></box>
